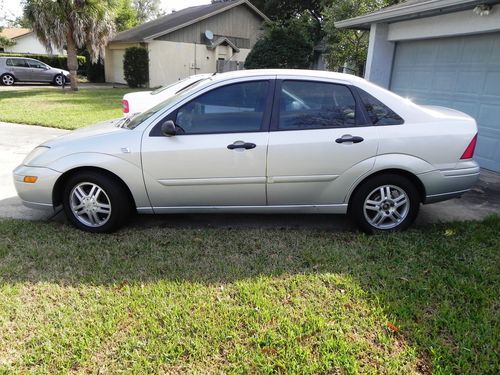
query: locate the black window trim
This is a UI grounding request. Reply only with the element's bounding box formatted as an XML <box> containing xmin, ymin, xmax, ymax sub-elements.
<box><xmin>352</xmin><ymin>86</ymin><xmax>405</xmax><ymax>126</ymax></box>
<box><xmin>149</xmin><ymin>79</ymin><xmax>276</xmax><ymax>137</ymax></box>
<box><xmin>269</xmin><ymin>79</ymin><xmax>372</xmax><ymax>132</ymax></box>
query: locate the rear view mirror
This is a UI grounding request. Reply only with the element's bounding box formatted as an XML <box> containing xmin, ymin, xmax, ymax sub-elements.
<box><xmin>161</xmin><ymin>120</ymin><xmax>177</xmax><ymax>137</ymax></box>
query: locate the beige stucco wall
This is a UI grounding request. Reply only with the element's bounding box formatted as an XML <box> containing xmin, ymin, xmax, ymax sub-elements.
<box><xmin>4</xmin><ymin>33</ymin><xmax>66</xmax><ymax>55</ymax></box>
<box><xmin>104</xmin><ymin>42</ymin><xmax>141</xmax><ymax>84</ymax></box>
<box><xmin>147</xmin><ymin>40</ymin><xmax>250</xmax><ymax>88</ymax></box>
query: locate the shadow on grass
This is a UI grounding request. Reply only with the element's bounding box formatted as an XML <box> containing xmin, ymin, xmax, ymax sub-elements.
<box><xmin>0</xmin><ymin>215</ymin><xmax>498</xmax><ymax>372</ymax></box>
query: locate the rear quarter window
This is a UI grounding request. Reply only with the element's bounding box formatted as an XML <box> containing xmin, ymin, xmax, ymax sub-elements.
<box><xmin>358</xmin><ymin>88</ymin><xmax>404</xmax><ymax>125</ymax></box>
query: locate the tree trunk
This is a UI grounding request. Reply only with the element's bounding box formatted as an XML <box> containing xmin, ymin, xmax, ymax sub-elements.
<box><xmin>66</xmin><ymin>29</ymin><xmax>78</xmax><ymax>91</ymax></box>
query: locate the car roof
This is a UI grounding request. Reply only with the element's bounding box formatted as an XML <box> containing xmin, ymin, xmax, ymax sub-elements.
<box><xmin>210</xmin><ymin>69</ymin><xmax>366</xmax><ymax>85</ymax></box>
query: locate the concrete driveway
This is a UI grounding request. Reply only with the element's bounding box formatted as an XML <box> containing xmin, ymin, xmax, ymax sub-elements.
<box><xmin>0</xmin><ymin>122</ymin><xmax>498</xmax><ymax>229</ymax></box>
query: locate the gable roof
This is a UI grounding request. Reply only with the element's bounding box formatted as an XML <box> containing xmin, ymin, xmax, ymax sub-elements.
<box><xmin>335</xmin><ymin>0</ymin><xmax>494</xmax><ymax>29</ymax></box>
<box><xmin>112</xmin><ymin>0</ymin><xmax>269</xmax><ymax>43</ymax></box>
<box><xmin>0</xmin><ymin>28</ymin><xmax>32</xmax><ymax>39</ymax></box>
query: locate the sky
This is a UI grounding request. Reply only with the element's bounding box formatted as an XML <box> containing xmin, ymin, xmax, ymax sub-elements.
<box><xmin>0</xmin><ymin>0</ymin><xmax>212</xmax><ymax>26</ymax></box>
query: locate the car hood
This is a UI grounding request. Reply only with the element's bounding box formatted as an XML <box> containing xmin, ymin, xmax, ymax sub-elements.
<box><xmin>43</xmin><ymin>118</ymin><xmax>126</xmax><ymax>148</ymax></box>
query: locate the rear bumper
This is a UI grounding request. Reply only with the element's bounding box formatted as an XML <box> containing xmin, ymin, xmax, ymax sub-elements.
<box><xmin>419</xmin><ymin>162</ymin><xmax>480</xmax><ymax>204</ymax></box>
<box><xmin>13</xmin><ymin>165</ymin><xmax>61</xmax><ymax>210</ymax></box>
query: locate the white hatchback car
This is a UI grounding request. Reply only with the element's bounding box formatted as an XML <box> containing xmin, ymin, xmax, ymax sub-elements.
<box><xmin>121</xmin><ymin>74</ymin><xmax>212</xmax><ymax>117</ymax></box>
<box><xmin>14</xmin><ymin>69</ymin><xmax>479</xmax><ymax>233</ymax></box>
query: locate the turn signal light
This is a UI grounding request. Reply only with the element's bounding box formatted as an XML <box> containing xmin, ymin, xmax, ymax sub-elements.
<box><xmin>23</xmin><ymin>176</ymin><xmax>38</xmax><ymax>183</ymax></box>
<box><xmin>460</xmin><ymin>133</ymin><xmax>478</xmax><ymax>160</ymax></box>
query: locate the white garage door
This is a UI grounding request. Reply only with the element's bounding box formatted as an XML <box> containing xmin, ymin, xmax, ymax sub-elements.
<box><xmin>391</xmin><ymin>33</ymin><xmax>500</xmax><ymax>172</ymax></box>
<box><xmin>111</xmin><ymin>49</ymin><xmax>126</xmax><ymax>84</ymax></box>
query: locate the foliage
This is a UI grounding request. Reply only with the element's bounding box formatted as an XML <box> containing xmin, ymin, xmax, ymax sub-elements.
<box><xmin>114</xmin><ymin>0</ymin><xmax>139</xmax><ymax>32</ymax></box>
<box><xmin>0</xmin><ymin>216</ymin><xmax>498</xmax><ymax>372</ymax></box>
<box><xmin>0</xmin><ymin>88</ymin><xmax>133</xmax><ymax>129</ymax></box>
<box><xmin>244</xmin><ymin>19</ymin><xmax>314</xmax><ymax>70</ymax></box>
<box><xmin>0</xmin><ymin>27</ymin><xmax>15</xmax><ymax>48</ymax></box>
<box><xmin>123</xmin><ymin>46</ymin><xmax>149</xmax><ymax>88</ymax></box>
<box><xmin>323</xmin><ymin>0</ymin><xmax>392</xmax><ymax>75</ymax></box>
<box><xmin>23</xmin><ymin>0</ymin><xmax>115</xmax><ymax>90</ymax></box>
<box><xmin>0</xmin><ymin>52</ymin><xmax>86</xmax><ymax>70</ymax></box>
<box><xmin>133</xmin><ymin>0</ymin><xmax>162</xmax><ymax>23</ymax></box>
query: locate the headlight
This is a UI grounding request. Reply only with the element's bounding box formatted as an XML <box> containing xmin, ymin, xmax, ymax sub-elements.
<box><xmin>23</xmin><ymin>146</ymin><xmax>50</xmax><ymax>166</ymax></box>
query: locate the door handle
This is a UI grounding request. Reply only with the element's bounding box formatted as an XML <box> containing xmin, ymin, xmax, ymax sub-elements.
<box><xmin>335</xmin><ymin>135</ymin><xmax>364</xmax><ymax>144</ymax></box>
<box><xmin>227</xmin><ymin>142</ymin><xmax>256</xmax><ymax>150</ymax></box>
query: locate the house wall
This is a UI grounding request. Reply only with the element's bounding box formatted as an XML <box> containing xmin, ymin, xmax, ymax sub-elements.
<box><xmin>155</xmin><ymin>5</ymin><xmax>264</xmax><ymax>48</ymax></box>
<box><xmin>3</xmin><ymin>33</ymin><xmax>66</xmax><ymax>55</ymax></box>
<box><xmin>365</xmin><ymin>3</ymin><xmax>500</xmax><ymax>88</ymax></box>
<box><xmin>148</xmin><ymin>40</ymin><xmax>250</xmax><ymax>87</ymax></box>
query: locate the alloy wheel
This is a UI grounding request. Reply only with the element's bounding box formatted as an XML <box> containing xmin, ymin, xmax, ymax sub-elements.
<box><xmin>363</xmin><ymin>185</ymin><xmax>410</xmax><ymax>230</ymax></box>
<box><xmin>70</xmin><ymin>182</ymin><xmax>112</xmax><ymax>227</ymax></box>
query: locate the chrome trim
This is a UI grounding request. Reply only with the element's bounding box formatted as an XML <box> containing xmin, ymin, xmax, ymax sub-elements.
<box><xmin>139</xmin><ymin>204</ymin><xmax>348</xmax><ymax>214</ymax></box>
<box><xmin>158</xmin><ymin>177</ymin><xmax>265</xmax><ymax>186</ymax></box>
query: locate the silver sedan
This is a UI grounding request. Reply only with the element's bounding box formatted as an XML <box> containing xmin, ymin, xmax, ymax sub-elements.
<box><xmin>13</xmin><ymin>69</ymin><xmax>479</xmax><ymax>233</ymax></box>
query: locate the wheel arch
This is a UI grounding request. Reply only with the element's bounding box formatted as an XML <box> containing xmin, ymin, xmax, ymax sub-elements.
<box><xmin>347</xmin><ymin>168</ymin><xmax>426</xmax><ymax>210</ymax></box>
<box><xmin>52</xmin><ymin>166</ymin><xmax>136</xmax><ymax>209</ymax></box>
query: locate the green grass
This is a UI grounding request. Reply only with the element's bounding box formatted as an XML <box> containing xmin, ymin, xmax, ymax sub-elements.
<box><xmin>0</xmin><ymin>88</ymin><xmax>135</xmax><ymax>129</ymax></box>
<box><xmin>0</xmin><ymin>216</ymin><xmax>498</xmax><ymax>374</ymax></box>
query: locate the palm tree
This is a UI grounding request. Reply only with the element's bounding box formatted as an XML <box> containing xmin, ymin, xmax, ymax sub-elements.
<box><xmin>24</xmin><ymin>0</ymin><xmax>115</xmax><ymax>91</ymax></box>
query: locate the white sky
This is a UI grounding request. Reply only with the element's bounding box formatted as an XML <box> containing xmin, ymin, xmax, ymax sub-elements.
<box><xmin>0</xmin><ymin>0</ymin><xmax>212</xmax><ymax>26</ymax></box>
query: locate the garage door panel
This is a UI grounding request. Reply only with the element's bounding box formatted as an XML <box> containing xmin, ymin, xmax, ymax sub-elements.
<box><xmin>391</xmin><ymin>32</ymin><xmax>500</xmax><ymax>172</ymax></box>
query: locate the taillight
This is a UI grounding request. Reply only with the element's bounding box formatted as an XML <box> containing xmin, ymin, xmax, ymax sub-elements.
<box><xmin>122</xmin><ymin>100</ymin><xmax>129</xmax><ymax>114</ymax></box>
<box><xmin>460</xmin><ymin>133</ymin><xmax>477</xmax><ymax>159</ymax></box>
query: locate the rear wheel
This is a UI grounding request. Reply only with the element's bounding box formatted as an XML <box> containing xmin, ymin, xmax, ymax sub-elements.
<box><xmin>53</xmin><ymin>74</ymin><xmax>64</xmax><ymax>86</ymax></box>
<box><xmin>63</xmin><ymin>171</ymin><xmax>132</xmax><ymax>233</ymax></box>
<box><xmin>349</xmin><ymin>174</ymin><xmax>420</xmax><ymax>233</ymax></box>
<box><xmin>1</xmin><ymin>73</ymin><xmax>15</xmax><ymax>86</ymax></box>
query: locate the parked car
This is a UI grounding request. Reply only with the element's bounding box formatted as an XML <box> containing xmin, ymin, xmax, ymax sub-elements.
<box><xmin>122</xmin><ymin>74</ymin><xmax>212</xmax><ymax>117</ymax></box>
<box><xmin>14</xmin><ymin>69</ymin><xmax>479</xmax><ymax>233</ymax></box>
<box><xmin>0</xmin><ymin>57</ymin><xmax>70</xmax><ymax>86</ymax></box>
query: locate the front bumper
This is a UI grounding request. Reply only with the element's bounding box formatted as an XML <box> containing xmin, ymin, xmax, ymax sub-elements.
<box><xmin>13</xmin><ymin>165</ymin><xmax>61</xmax><ymax>211</ymax></box>
<box><xmin>419</xmin><ymin>161</ymin><xmax>480</xmax><ymax>204</ymax></box>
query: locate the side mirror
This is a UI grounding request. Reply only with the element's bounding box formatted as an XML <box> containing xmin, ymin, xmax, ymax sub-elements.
<box><xmin>161</xmin><ymin>120</ymin><xmax>177</xmax><ymax>137</ymax></box>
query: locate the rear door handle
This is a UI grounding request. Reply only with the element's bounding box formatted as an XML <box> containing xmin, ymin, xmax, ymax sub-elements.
<box><xmin>227</xmin><ymin>141</ymin><xmax>256</xmax><ymax>150</ymax></box>
<box><xmin>335</xmin><ymin>135</ymin><xmax>364</xmax><ymax>144</ymax></box>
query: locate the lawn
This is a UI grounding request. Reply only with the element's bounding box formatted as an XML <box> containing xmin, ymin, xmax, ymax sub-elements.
<box><xmin>0</xmin><ymin>216</ymin><xmax>498</xmax><ymax>374</ymax></box>
<box><xmin>0</xmin><ymin>88</ymin><xmax>134</xmax><ymax>129</ymax></box>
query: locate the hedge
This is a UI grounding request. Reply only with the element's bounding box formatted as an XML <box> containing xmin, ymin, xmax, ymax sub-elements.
<box><xmin>0</xmin><ymin>52</ymin><xmax>86</xmax><ymax>71</ymax></box>
<box><xmin>123</xmin><ymin>47</ymin><xmax>149</xmax><ymax>88</ymax></box>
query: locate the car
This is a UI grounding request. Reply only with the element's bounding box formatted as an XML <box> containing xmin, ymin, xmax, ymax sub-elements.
<box><xmin>122</xmin><ymin>74</ymin><xmax>212</xmax><ymax>117</ymax></box>
<box><xmin>0</xmin><ymin>56</ymin><xmax>70</xmax><ymax>86</ymax></box>
<box><xmin>13</xmin><ymin>69</ymin><xmax>480</xmax><ymax>233</ymax></box>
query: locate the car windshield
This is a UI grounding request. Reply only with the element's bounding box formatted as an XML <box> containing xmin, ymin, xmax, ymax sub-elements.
<box><xmin>150</xmin><ymin>79</ymin><xmax>188</xmax><ymax>95</ymax></box>
<box><xmin>120</xmin><ymin>78</ymin><xmax>212</xmax><ymax>130</ymax></box>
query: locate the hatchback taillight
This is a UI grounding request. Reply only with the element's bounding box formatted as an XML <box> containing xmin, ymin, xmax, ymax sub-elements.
<box><xmin>122</xmin><ymin>100</ymin><xmax>129</xmax><ymax>114</ymax></box>
<box><xmin>460</xmin><ymin>133</ymin><xmax>478</xmax><ymax>160</ymax></box>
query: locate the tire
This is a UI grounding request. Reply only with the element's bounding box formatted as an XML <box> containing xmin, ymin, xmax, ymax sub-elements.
<box><xmin>349</xmin><ymin>174</ymin><xmax>420</xmax><ymax>233</ymax></box>
<box><xmin>62</xmin><ymin>171</ymin><xmax>132</xmax><ymax>233</ymax></box>
<box><xmin>1</xmin><ymin>73</ymin><xmax>15</xmax><ymax>86</ymax></box>
<box><xmin>53</xmin><ymin>74</ymin><xmax>64</xmax><ymax>86</ymax></box>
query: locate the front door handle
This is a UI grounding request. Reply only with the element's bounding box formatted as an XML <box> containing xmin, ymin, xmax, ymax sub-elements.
<box><xmin>227</xmin><ymin>141</ymin><xmax>256</xmax><ymax>150</ymax></box>
<box><xmin>335</xmin><ymin>135</ymin><xmax>364</xmax><ymax>144</ymax></box>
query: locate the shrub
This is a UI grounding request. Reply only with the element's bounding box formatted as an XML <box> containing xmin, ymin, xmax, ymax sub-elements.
<box><xmin>245</xmin><ymin>20</ymin><xmax>314</xmax><ymax>69</ymax></box>
<box><xmin>0</xmin><ymin>52</ymin><xmax>86</xmax><ymax>70</ymax></box>
<box><xmin>123</xmin><ymin>47</ymin><xmax>148</xmax><ymax>88</ymax></box>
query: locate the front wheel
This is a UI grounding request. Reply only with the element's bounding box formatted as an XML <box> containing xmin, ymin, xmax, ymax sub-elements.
<box><xmin>349</xmin><ymin>174</ymin><xmax>420</xmax><ymax>233</ymax></box>
<box><xmin>53</xmin><ymin>74</ymin><xmax>64</xmax><ymax>86</ymax></box>
<box><xmin>1</xmin><ymin>73</ymin><xmax>15</xmax><ymax>86</ymax></box>
<box><xmin>63</xmin><ymin>172</ymin><xmax>131</xmax><ymax>233</ymax></box>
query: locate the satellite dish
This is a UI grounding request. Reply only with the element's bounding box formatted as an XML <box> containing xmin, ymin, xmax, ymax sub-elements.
<box><xmin>205</xmin><ymin>30</ymin><xmax>214</xmax><ymax>41</ymax></box>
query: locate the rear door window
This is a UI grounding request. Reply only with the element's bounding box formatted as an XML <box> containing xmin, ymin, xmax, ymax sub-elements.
<box><xmin>278</xmin><ymin>80</ymin><xmax>357</xmax><ymax>130</ymax></box>
<box><xmin>6</xmin><ymin>58</ymin><xmax>29</xmax><ymax>67</ymax></box>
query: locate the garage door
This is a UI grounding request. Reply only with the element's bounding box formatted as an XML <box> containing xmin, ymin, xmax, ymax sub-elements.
<box><xmin>391</xmin><ymin>33</ymin><xmax>500</xmax><ymax>172</ymax></box>
<box><xmin>111</xmin><ymin>49</ymin><xmax>126</xmax><ymax>84</ymax></box>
